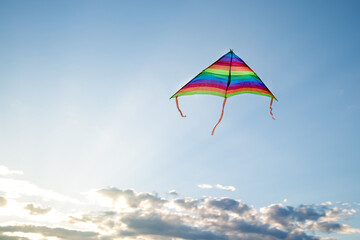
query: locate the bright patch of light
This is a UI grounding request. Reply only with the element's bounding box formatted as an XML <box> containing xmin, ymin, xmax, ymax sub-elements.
<box><xmin>4</xmin><ymin>231</ymin><xmax>44</xmax><ymax>240</ymax></box>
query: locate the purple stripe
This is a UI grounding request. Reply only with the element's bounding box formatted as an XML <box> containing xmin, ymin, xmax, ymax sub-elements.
<box><xmin>229</xmin><ymin>82</ymin><xmax>266</xmax><ymax>88</ymax></box>
<box><xmin>218</xmin><ymin>56</ymin><xmax>230</xmax><ymax>62</ymax></box>
<box><xmin>220</xmin><ymin>56</ymin><xmax>244</xmax><ymax>63</ymax></box>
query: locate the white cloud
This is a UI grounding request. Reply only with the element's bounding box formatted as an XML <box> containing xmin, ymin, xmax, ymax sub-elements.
<box><xmin>198</xmin><ymin>184</ymin><xmax>236</xmax><ymax>191</ymax></box>
<box><xmin>0</xmin><ymin>178</ymin><xmax>79</xmax><ymax>203</ymax></box>
<box><xmin>197</xmin><ymin>184</ymin><xmax>213</xmax><ymax>189</ymax></box>
<box><xmin>0</xmin><ymin>166</ymin><xmax>23</xmax><ymax>176</ymax></box>
<box><xmin>321</xmin><ymin>201</ymin><xmax>332</xmax><ymax>206</ymax></box>
<box><xmin>215</xmin><ymin>184</ymin><xmax>236</xmax><ymax>191</ymax></box>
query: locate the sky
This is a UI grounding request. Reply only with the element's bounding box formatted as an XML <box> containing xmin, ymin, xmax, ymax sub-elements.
<box><xmin>0</xmin><ymin>0</ymin><xmax>360</xmax><ymax>239</ymax></box>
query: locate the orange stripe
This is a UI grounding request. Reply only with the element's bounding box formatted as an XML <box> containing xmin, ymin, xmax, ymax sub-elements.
<box><xmin>208</xmin><ymin>64</ymin><xmax>230</xmax><ymax>71</ymax></box>
<box><xmin>231</xmin><ymin>66</ymin><xmax>253</xmax><ymax>72</ymax></box>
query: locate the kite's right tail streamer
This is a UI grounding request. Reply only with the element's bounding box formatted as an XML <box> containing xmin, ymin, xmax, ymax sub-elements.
<box><xmin>212</xmin><ymin>97</ymin><xmax>227</xmax><ymax>135</ymax></box>
<box><xmin>176</xmin><ymin>96</ymin><xmax>186</xmax><ymax>117</ymax></box>
<box><xmin>270</xmin><ymin>98</ymin><xmax>275</xmax><ymax>120</ymax></box>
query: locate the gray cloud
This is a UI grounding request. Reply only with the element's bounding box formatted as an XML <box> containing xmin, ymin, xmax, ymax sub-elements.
<box><xmin>174</xmin><ymin>198</ymin><xmax>199</xmax><ymax>210</ymax></box>
<box><xmin>24</xmin><ymin>203</ymin><xmax>51</xmax><ymax>215</ymax></box>
<box><xmin>207</xmin><ymin>198</ymin><xmax>250</xmax><ymax>215</ymax></box>
<box><xmin>0</xmin><ymin>225</ymin><xmax>98</xmax><ymax>240</ymax></box>
<box><xmin>262</xmin><ymin>204</ymin><xmax>327</xmax><ymax>230</ymax></box>
<box><xmin>0</xmin><ymin>236</ymin><xmax>30</xmax><ymax>240</ymax></box>
<box><xmin>120</xmin><ymin>212</ymin><xmax>229</xmax><ymax>240</ymax></box>
<box><xmin>168</xmin><ymin>190</ymin><xmax>178</xmax><ymax>197</ymax></box>
<box><xmin>0</xmin><ymin>186</ymin><xmax>359</xmax><ymax>240</ymax></box>
<box><xmin>73</xmin><ymin>187</ymin><xmax>360</xmax><ymax>239</ymax></box>
<box><xmin>312</xmin><ymin>221</ymin><xmax>342</xmax><ymax>233</ymax></box>
<box><xmin>98</xmin><ymin>187</ymin><xmax>166</xmax><ymax>208</ymax></box>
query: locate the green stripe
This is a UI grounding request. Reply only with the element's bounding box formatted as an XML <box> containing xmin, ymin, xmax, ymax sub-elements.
<box><xmin>231</xmin><ymin>71</ymin><xmax>257</xmax><ymax>76</ymax></box>
<box><xmin>171</xmin><ymin>91</ymin><xmax>225</xmax><ymax>98</ymax></box>
<box><xmin>199</xmin><ymin>70</ymin><xmax>258</xmax><ymax>79</ymax></box>
<box><xmin>204</xmin><ymin>68</ymin><xmax>256</xmax><ymax>77</ymax></box>
<box><xmin>231</xmin><ymin>74</ymin><xmax>260</xmax><ymax>80</ymax></box>
<box><xmin>197</xmin><ymin>72</ymin><xmax>229</xmax><ymax>80</ymax></box>
<box><xmin>227</xmin><ymin>91</ymin><xmax>277</xmax><ymax>101</ymax></box>
<box><xmin>203</xmin><ymin>69</ymin><xmax>229</xmax><ymax>76</ymax></box>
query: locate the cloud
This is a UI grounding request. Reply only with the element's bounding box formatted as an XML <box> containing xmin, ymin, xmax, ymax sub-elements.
<box><xmin>261</xmin><ymin>204</ymin><xmax>328</xmax><ymax>230</ymax></box>
<box><xmin>168</xmin><ymin>190</ymin><xmax>178</xmax><ymax>197</ymax></box>
<box><xmin>119</xmin><ymin>212</ymin><xmax>228</xmax><ymax>240</ymax></box>
<box><xmin>24</xmin><ymin>203</ymin><xmax>51</xmax><ymax>215</ymax></box>
<box><xmin>97</xmin><ymin>187</ymin><xmax>166</xmax><ymax>209</ymax></box>
<box><xmin>206</xmin><ymin>198</ymin><xmax>251</xmax><ymax>215</ymax></box>
<box><xmin>1</xmin><ymin>186</ymin><xmax>359</xmax><ymax>240</ymax></box>
<box><xmin>0</xmin><ymin>166</ymin><xmax>23</xmax><ymax>176</ymax></box>
<box><xmin>0</xmin><ymin>225</ymin><xmax>98</xmax><ymax>240</ymax></box>
<box><xmin>0</xmin><ymin>177</ymin><xmax>79</xmax><ymax>203</ymax></box>
<box><xmin>310</xmin><ymin>221</ymin><xmax>360</xmax><ymax>234</ymax></box>
<box><xmin>215</xmin><ymin>184</ymin><xmax>236</xmax><ymax>192</ymax></box>
<box><xmin>0</xmin><ymin>196</ymin><xmax>7</xmax><ymax>207</ymax></box>
<box><xmin>198</xmin><ymin>184</ymin><xmax>213</xmax><ymax>189</ymax></box>
<box><xmin>198</xmin><ymin>184</ymin><xmax>236</xmax><ymax>191</ymax></box>
<box><xmin>73</xmin><ymin>187</ymin><xmax>359</xmax><ymax>240</ymax></box>
<box><xmin>0</xmin><ymin>166</ymin><xmax>358</xmax><ymax>240</ymax></box>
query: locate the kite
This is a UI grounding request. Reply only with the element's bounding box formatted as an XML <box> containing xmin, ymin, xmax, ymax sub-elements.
<box><xmin>170</xmin><ymin>49</ymin><xmax>277</xmax><ymax>135</ymax></box>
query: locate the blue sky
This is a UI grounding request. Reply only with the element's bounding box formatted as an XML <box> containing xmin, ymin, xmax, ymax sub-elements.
<box><xmin>0</xmin><ymin>0</ymin><xmax>359</xmax><ymax>239</ymax></box>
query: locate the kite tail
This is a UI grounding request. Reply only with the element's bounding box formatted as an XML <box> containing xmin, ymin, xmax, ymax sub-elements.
<box><xmin>270</xmin><ymin>98</ymin><xmax>275</xmax><ymax>120</ymax></box>
<box><xmin>176</xmin><ymin>96</ymin><xmax>186</xmax><ymax>117</ymax></box>
<box><xmin>212</xmin><ymin>97</ymin><xmax>227</xmax><ymax>135</ymax></box>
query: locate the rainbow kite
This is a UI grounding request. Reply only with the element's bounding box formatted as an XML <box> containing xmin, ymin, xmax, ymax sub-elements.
<box><xmin>170</xmin><ymin>49</ymin><xmax>277</xmax><ymax>135</ymax></box>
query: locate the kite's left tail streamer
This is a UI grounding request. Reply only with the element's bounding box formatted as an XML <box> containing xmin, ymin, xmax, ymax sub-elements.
<box><xmin>270</xmin><ymin>98</ymin><xmax>275</xmax><ymax>120</ymax></box>
<box><xmin>176</xmin><ymin>96</ymin><xmax>186</xmax><ymax>117</ymax></box>
<box><xmin>212</xmin><ymin>97</ymin><xmax>227</xmax><ymax>135</ymax></box>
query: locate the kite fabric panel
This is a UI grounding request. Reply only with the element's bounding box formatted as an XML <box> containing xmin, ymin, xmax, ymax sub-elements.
<box><xmin>170</xmin><ymin>50</ymin><xmax>277</xmax><ymax>135</ymax></box>
<box><xmin>170</xmin><ymin>50</ymin><xmax>277</xmax><ymax>100</ymax></box>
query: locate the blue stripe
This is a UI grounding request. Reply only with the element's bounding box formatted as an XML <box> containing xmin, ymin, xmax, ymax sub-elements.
<box><xmin>232</xmin><ymin>52</ymin><xmax>244</xmax><ymax>62</ymax></box>
<box><xmin>192</xmin><ymin>73</ymin><xmax>228</xmax><ymax>82</ymax></box>
<box><xmin>230</xmin><ymin>77</ymin><xmax>264</xmax><ymax>84</ymax></box>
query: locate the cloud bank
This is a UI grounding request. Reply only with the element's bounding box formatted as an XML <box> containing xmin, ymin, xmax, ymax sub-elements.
<box><xmin>0</xmin><ymin>166</ymin><xmax>359</xmax><ymax>240</ymax></box>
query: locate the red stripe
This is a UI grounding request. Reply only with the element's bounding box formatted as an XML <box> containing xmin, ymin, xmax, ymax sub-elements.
<box><xmin>227</xmin><ymin>84</ymin><xmax>267</xmax><ymax>91</ymax></box>
<box><xmin>229</xmin><ymin>62</ymin><xmax>247</xmax><ymax>67</ymax></box>
<box><xmin>212</xmin><ymin>61</ymin><xmax>247</xmax><ymax>67</ymax></box>
<box><xmin>227</xmin><ymin>88</ymin><xmax>272</xmax><ymax>95</ymax></box>
<box><xmin>183</xmin><ymin>82</ymin><xmax>226</xmax><ymax>90</ymax></box>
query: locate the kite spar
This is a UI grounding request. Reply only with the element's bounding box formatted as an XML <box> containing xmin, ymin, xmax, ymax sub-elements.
<box><xmin>170</xmin><ymin>50</ymin><xmax>277</xmax><ymax>135</ymax></box>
